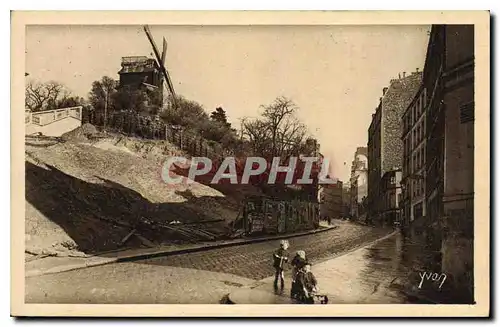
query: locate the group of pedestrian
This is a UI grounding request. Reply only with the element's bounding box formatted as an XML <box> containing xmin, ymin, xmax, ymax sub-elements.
<box><xmin>272</xmin><ymin>240</ymin><xmax>319</xmax><ymax>304</ymax></box>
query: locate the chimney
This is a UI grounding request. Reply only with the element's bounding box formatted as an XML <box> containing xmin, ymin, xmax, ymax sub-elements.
<box><xmin>403</xmin><ymin>72</ymin><xmax>406</xmax><ymax>78</ymax></box>
<box><xmin>416</xmin><ymin>68</ymin><xmax>419</xmax><ymax>73</ymax></box>
<box><xmin>383</xmin><ymin>87</ymin><xmax>388</xmax><ymax>95</ymax></box>
<box><xmin>398</xmin><ymin>73</ymin><xmax>401</xmax><ymax>79</ymax></box>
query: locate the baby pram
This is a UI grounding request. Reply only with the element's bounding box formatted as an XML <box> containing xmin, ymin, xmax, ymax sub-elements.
<box><xmin>291</xmin><ymin>269</ymin><xmax>329</xmax><ymax>304</ymax></box>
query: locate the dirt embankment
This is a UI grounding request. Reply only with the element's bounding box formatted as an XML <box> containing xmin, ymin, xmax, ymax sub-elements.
<box><xmin>25</xmin><ymin>126</ymin><xmax>261</xmax><ymax>259</ymax></box>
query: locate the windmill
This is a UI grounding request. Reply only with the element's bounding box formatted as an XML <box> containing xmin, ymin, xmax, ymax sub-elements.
<box><xmin>143</xmin><ymin>25</ymin><xmax>178</xmax><ymax>109</ymax></box>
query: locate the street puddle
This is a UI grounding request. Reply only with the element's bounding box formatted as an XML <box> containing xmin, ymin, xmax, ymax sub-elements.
<box><xmin>221</xmin><ymin>280</ymin><xmax>244</xmax><ymax>287</ymax></box>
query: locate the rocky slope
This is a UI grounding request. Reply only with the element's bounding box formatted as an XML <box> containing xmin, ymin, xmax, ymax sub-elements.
<box><xmin>25</xmin><ymin>128</ymin><xmax>261</xmax><ymax>258</ymax></box>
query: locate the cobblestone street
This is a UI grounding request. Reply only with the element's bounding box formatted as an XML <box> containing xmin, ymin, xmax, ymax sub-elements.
<box><xmin>228</xmin><ymin>232</ymin><xmax>425</xmax><ymax>304</ymax></box>
<box><xmin>26</xmin><ymin>221</ymin><xmax>392</xmax><ymax>303</ymax></box>
<box><xmin>138</xmin><ymin>221</ymin><xmax>392</xmax><ymax>280</ymax></box>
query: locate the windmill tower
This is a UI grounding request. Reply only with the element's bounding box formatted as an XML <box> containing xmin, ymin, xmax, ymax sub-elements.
<box><xmin>143</xmin><ymin>25</ymin><xmax>178</xmax><ymax>110</ymax></box>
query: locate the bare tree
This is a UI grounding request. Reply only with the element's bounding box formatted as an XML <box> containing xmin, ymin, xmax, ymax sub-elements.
<box><xmin>276</xmin><ymin>115</ymin><xmax>308</xmax><ymax>159</ymax></box>
<box><xmin>261</xmin><ymin>96</ymin><xmax>298</xmax><ymax>157</ymax></box>
<box><xmin>25</xmin><ymin>80</ymin><xmax>66</xmax><ymax>111</ymax></box>
<box><xmin>240</xmin><ymin>117</ymin><xmax>272</xmax><ymax>156</ymax></box>
<box><xmin>241</xmin><ymin>97</ymin><xmax>310</xmax><ymax>160</ymax></box>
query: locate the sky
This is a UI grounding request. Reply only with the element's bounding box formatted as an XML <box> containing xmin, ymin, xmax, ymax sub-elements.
<box><xmin>26</xmin><ymin>24</ymin><xmax>430</xmax><ymax>182</ymax></box>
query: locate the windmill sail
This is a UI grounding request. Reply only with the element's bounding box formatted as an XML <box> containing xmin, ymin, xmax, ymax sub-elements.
<box><xmin>161</xmin><ymin>37</ymin><xmax>167</xmax><ymax>66</ymax></box>
<box><xmin>143</xmin><ymin>25</ymin><xmax>177</xmax><ymax>107</ymax></box>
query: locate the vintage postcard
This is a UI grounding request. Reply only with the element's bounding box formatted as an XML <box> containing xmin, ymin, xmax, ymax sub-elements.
<box><xmin>11</xmin><ymin>10</ymin><xmax>490</xmax><ymax>317</ymax></box>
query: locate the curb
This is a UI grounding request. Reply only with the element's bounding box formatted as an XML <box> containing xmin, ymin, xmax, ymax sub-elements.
<box><xmin>26</xmin><ymin>225</ymin><xmax>339</xmax><ymax>278</ymax></box>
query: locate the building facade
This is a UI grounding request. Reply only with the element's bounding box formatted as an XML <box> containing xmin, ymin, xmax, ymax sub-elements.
<box><xmin>342</xmin><ymin>183</ymin><xmax>351</xmax><ymax>218</ymax></box>
<box><xmin>349</xmin><ymin>147</ymin><xmax>368</xmax><ymax>219</ymax></box>
<box><xmin>319</xmin><ymin>180</ymin><xmax>343</xmax><ymax>220</ymax></box>
<box><xmin>118</xmin><ymin>56</ymin><xmax>163</xmax><ymax>90</ymax></box>
<box><xmin>367</xmin><ymin>71</ymin><xmax>423</xmax><ymax>225</ymax></box>
<box><xmin>423</xmin><ymin>25</ymin><xmax>475</xmax><ymax>303</ymax></box>
<box><xmin>116</xmin><ymin>56</ymin><xmax>168</xmax><ymax>113</ymax></box>
<box><xmin>380</xmin><ymin>168</ymin><xmax>403</xmax><ymax>226</ymax></box>
<box><xmin>401</xmin><ymin>85</ymin><xmax>428</xmax><ymax>227</ymax></box>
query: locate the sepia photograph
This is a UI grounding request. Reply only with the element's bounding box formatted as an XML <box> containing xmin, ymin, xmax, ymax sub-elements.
<box><xmin>11</xmin><ymin>10</ymin><xmax>490</xmax><ymax>317</ymax></box>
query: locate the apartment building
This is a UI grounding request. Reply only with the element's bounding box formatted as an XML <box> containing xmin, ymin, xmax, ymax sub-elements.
<box><xmin>401</xmin><ymin>84</ymin><xmax>428</xmax><ymax>227</ymax></box>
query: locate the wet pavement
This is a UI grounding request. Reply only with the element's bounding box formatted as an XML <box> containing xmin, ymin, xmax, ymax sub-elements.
<box><xmin>228</xmin><ymin>232</ymin><xmax>434</xmax><ymax>304</ymax></box>
<box><xmin>26</xmin><ymin>221</ymin><xmax>394</xmax><ymax>304</ymax></box>
<box><xmin>136</xmin><ymin>221</ymin><xmax>391</xmax><ymax>280</ymax></box>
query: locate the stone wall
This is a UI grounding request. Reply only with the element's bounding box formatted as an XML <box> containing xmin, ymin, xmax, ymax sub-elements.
<box><xmin>381</xmin><ymin>72</ymin><xmax>423</xmax><ymax>175</ymax></box>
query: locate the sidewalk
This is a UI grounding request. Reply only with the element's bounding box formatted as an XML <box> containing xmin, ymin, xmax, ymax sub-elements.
<box><xmin>227</xmin><ymin>231</ymin><xmax>423</xmax><ymax>304</ymax></box>
<box><xmin>26</xmin><ymin>223</ymin><xmax>337</xmax><ymax>278</ymax></box>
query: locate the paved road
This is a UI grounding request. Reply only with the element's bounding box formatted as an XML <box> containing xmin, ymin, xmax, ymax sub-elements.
<box><xmin>228</xmin><ymin>233</ymin><xmax>430</xmax><ymax>304</ymax></box>
<box><xmin>138</xmin><ymin>222</ymin><xmax>392</xmax><ymax>280</ymax></box>
<box><xmin>26</xmin><ymin>221</ymin><xmax>392</xmax><ymax>304</ymax></box>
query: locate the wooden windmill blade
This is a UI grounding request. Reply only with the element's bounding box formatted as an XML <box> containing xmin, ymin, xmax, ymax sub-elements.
<box><xmin>143</xmin><ymin>25</ymin><xmax>177</xmax><ymax>107</ymax></box>
<box><xmin>159</xmin><ymin>37</ymin><xmax>167</xmax><ymax>96</ymax></box>
<box><xmin>161</xmin><ymin>37</ymin><xmax>167</xmax><ymax>65</ymax></box>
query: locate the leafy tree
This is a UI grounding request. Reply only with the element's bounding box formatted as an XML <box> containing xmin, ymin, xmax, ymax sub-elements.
<box><xmin>210</xmin><ymin>107</ymin><xmax>231</xmax><ymax>128</ymax></box>
<box><xmin>112</xmin><ymin>87</ymin><xmax>149</xmax><ymax>113</ymax></box>
<box><xmin>58</xmin><ymin>95</ymin><xmax>85</xmax><ymax>108</ymax></box>
<box><xmin>88</xmin><ymin>76</ymin><xmax>118</xmax><ymax>114</ymax></box>
<box><xmin>160</xmin><ymin>95</ymin><xmax>209</xmax><ymax>130</ymax></box>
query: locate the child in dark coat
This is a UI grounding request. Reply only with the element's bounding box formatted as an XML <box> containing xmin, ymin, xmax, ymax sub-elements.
<box><xmin>297</xmin><ymin>264</ymin><xmax>318</xmax><ymax>303</ymax></box>
<box><xmin>290</xmin><ymin>250</ymin><xmax>307</xmax><ymax>298</ymax></box>
<box><xmin>272</xmin><ymin>240</ymin><xmax>290</xmax><ymax>289</ymax></box>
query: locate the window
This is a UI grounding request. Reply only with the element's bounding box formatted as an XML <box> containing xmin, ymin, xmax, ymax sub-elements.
<box><xmin>460</xmin><ymin>102</ymin><xmax>474</xmax><ymax>123</ymax></box>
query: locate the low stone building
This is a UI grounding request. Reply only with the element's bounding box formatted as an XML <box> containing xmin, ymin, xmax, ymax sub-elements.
<box><xmin>380</xmin><ymin>168</ymin><xmax>403</xmax><ymax>226</ymax></box>
<box><xmin>349</xmin><ymin>147</ymin><xmax>368</xmax><ymax>219</ymax></box>
<box><xmin>319</xmin><ymin>180</ymin><xmax>343</xmax><ymax>221</ymax></box>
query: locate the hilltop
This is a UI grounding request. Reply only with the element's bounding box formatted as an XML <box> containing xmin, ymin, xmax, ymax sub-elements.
<box><xmin>25</xmin><ymin>126</ymin><xmax>262</xmax><ymax>260</ymax></box>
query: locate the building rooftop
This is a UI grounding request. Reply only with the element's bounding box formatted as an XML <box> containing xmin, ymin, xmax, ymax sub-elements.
<box><xmin>356</xmin><ymin>147</ymin><xmax>368</xmax><ymax>157</ymax></box>
<box><xmin>118</xmin><ymin>56</ymin><xmax>159</xmax><ymax>74</ymax></box>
